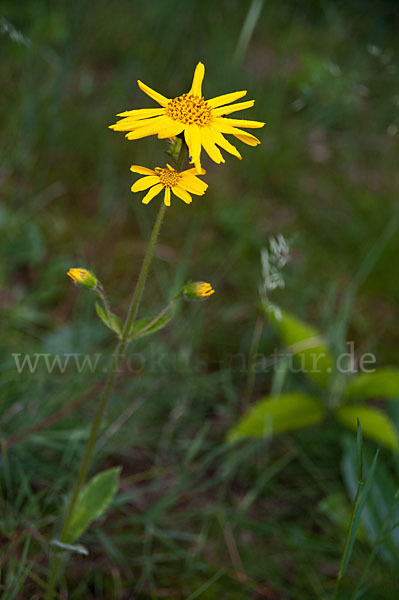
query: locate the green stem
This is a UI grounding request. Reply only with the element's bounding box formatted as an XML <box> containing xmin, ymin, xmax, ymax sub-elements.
<box><xmin>121</xmin><ymin>202</ymin><xmax>166</xmax><ymax>342</ymax></box>
<box><xmin>46</xmin><ymin>206</ymin><xmax>166</xmax><ymax>599</ymax></box>
<box><xmin>174</xmin><ymin>137</ymin><xmax>187</xmax><ymax>171</ymax></box>
<box><xmin>46</xmin><ymin>143</ymin><xmax>187</xmax><ymax>599</ymax></box>
<box><xmin>45</xmin><ymin>358</ymin><xmax>120</xmax><ymax>599</ymax></box>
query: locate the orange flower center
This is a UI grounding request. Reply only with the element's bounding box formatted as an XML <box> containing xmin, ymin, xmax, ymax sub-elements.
<box><xmin>166</xmin><ymin>94</ymin><xmax>212</xmax><ymax>126</ymax></box>
<box><xmin>155</xmin><ymin>167</ymin><xmax>181</xmax><ymax>188</ymax></box>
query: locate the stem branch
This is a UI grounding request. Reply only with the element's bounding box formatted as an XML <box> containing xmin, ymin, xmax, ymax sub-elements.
<box><xmin>45</xmin><ymin>143</ymin><xmax>187</xmax><ymax>599</ymax></box>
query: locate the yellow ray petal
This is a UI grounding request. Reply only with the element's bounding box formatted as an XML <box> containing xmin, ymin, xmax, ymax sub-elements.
<box><xmin>212</xmin><ymin>120</ymin><xmax>261</xmax><ymax>145</ymax></box>
<box><xmin>125</xmin><ymin>116</ymin><xmax>171</xmax><ymax>139</ymax></box>
<box><xmin>142</xmin><ymin>183</ymin><xmax>164</xmax><ymax>204</ymax></box>
<box><xmin>215</xmin><ymin>117</ymin><xmax>265</xmax><ymax>129</ymax></box>
<box><xmin>189</xmin><ymin>62</ymin><xmax>205</xmax><ymax>97</ymax></box>
<box><xmin>131</xmin><ymin>175</ymin><xmax>160</xmax><ymax>192</ymax></box>
<box><xmin>173</xmin><ymin>185</ymin><xmax>193</xmax><ymax>204</ymax></box>
<box><xmin>184</xmin><ymin>125</ymin><xmax>192</xmax><ymax>157</ymax></box>
<box><xmin>213</xmin><ymin>99</ymin><xmax>255</xmax><ymax>117</ymax></box>
<box><xmin>137</xmin><ymin>80</ymin><xmax>169</xmax><ymax>107</ymax></box>
<box><xmin>185</xmin><ymin>124</ymin><xmax>202</xmax><ymax>172</ymax></box>
<box><xmin>130</xmin><ymin>165</ymin><xmax>155</xmax><ymax>175</ymax></box>
<box><xmin>164</xmin><ymin>187</ymin><xmax>171</xmax><ymax>207</ymax></box>
<box><xmin>157</xmin><ymin>122</ymin><xmax>185</xmax><ymax>139</ymax></box>
<box><xmin>212</xmin><ymin>130</ymin><xmax>242</xmax><ymax>159</ymax></box>
<box><xmin>201</xmin><ymin>127</ymin><xmax>225</xmax><ymax>164</ymax></box>
<box><xmin>111</xmin><ymin>115</ymin><xmax>168</xmax><ymax>132</ymax></box>
<box><xmin>181</xmin><ymin>167</ymin><xmax>206</xmax><ymax>176</ymax></box>
<box><xmin>179</xmin><ymin>174</ymin><xmax>208</xmax><ymax>195</ymax></box>
<box><xmin>207</xmin><ymin>90</ymin><xmax>247</xmax><ymax>108</ymax></box>
<box><xmin>127</xmin><ymin>115</ymin><xmax>170</xmax><ymax>129</ymax></box>
<box><xmin>233</xmin><ymin>132</ymin><xmax>261</xmax><ymax>146</ymax></box>
<box><xmin>116</xmin><ymin>108</ymin><xmax>166</xmax><ymax>118</ymax></box>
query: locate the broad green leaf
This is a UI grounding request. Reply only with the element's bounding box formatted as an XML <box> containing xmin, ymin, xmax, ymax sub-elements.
<box><xmin>95</xmin><ymin>302</ymin><xmax>122</xmax><ymax>337</ymax></box>
<box><xmin>341</xmin><ymin>435</ymin><xmax>399</xmax><ymax>568</ymax></box>
<box><xmin>64</xmin><ymin>467</ymin><xmax>120</xmax><ymax>544</ymax></box>
<box><xmin>345</xmin><ymin>368</ymin><xmax>399</xmax><ymax>400</ymax></box>
<box><xmin>128</xmin><ymin>313</ymin><xmax>172</xmax><ymax>341</ymax></box>
<box><xmin>265</xmin><ymin>303</ymin><xmax>333</xmax><ymax>389</ymax></box>
<box><xmin>227</xmin><ymin>393</ymin><xmax>325</xmax><ymax>442</ymax></box>
<box><xmin>335</xmin><ymin>405</ymin><xmax>399</xmax><ymax>453</ymax></box>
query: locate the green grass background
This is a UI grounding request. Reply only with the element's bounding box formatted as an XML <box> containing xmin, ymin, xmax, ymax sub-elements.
<box><xmin>0</xmin><ymin>0</ymin><xmax>398</xmax><ymax>598</ymax></box>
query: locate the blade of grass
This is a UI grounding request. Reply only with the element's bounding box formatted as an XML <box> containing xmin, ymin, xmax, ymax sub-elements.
<box><xmin>7</xmin><ymin>536</ymin><xmax>32</xmax><ymax>600</ymax></box>
<box><xmin>186</xmin><ymin>568</ymin><xmax>226</xmax><ymax>600</ymax></box>
<box><xmin>242</xmin><ymin>316</ymin><xmax>264</xmax><ymax>412</ymax></box>
<box><xmin>234</xmin><ymin>0</ymin><xmax>264</xmax><ymax>65</ymax></box>
<box><xmin>334</xmin><ymin>422</ymin><xmax>379</xmax><ymax>598</ymax></box>
<box><xmin>350</xmin><ymin>488</ymin><xmax>399</xmax><ymax>600</ymax></box>
<box><xmin>331</xmin><ymin>216</ymin><xmax>399</xmax><ymax>353</ymax></box>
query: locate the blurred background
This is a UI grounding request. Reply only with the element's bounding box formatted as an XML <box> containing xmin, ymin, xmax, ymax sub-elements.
<box><xmin>1</xmin><ymin>1</ymin><xmax>398</xmax><ymax>598</ymax></box>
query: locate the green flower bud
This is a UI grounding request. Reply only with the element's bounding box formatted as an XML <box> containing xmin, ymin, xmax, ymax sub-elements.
<box><xmin>167</xmin><ymin>136</ymin><xmax>183</xmax><ymax>163</ymax></box>
<box><xmin>67</xmin><ymin>268</ymin><xmax>98</xmax><ymax>290</ymax></box>
<box><xmin>183</xmin><ymin>281</ymin><xmax>215</xmax><ymax>300</ymax></box>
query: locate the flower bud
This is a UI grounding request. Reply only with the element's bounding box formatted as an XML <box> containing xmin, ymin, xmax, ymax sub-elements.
<box><xmin>183</xmin><ymin>281</ymin><xmax>215</xmax><ymax>300</ymax></box>
<box><xmin>67</xmin><ymin>268</ymin><xmax>98</xmax><ymax>290</ymax></box>
<box><xmin>167</xmin><ymin>136</ymin><xmax>183</xmax><ymax>163</ymax></box>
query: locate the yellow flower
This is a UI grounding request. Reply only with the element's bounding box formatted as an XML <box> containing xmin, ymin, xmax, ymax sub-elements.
<box><xmin>67</xmin><ymin>268</ymin><xmax>97</xmax><ymax>290</ymax></box>
<box><xmin>130</xmin><ymin>163</ymin><xmax>207</xmax><ymax>207</ymax></box>
<box><xmin>183</xmin><ymin>281</ymin><xmax>215</xmax><ymax>299</ymax></box>
<box><xmin>110</xmin><ymin>62</ymin><xmax>265</xmax><ymax>172</ymax></box>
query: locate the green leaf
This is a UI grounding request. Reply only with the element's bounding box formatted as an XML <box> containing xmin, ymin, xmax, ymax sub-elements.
<box><xmin>345</xmin><ymin>368</ymin><xmax>399</xmax><ymax>400</ymax></box>
<box><xmin>227</xmin><ymin>393</ymin><xmax>326</xmax><ymax>442</ymax></box>
<box><xmin>64</xmin><ymin>467</ymin><xmax>120</xmax><ymax>544</ymax></box>
<box><xmin>95</xmin><ymin>302</ymin><xmax>110</xmax><ymax>328</ymax></box>
<box><xmin>95</xmin><ymin>302</ymin><xmax>122</xmax><ymax>337</ymax></box>
<box><xmin>128</xmin><ymin>313</ymin><xmax>172</xmax><ymax>341</ymax></box>
<box><xmin>265</xmin><ymin>303</ymin><xmax>333</xmax><ymax>389</ymax></box>
<box><xmin>335</xmin><ymin>405</ymin><xmax>399</xmax><ymax>453</ymax></box>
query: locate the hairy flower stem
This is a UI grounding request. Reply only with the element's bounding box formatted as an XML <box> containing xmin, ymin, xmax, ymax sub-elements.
<box><xmin>96</xmin><ymin>282</ymin><xmax>115</xmax><ymax>326</ymax></box>
<box><xmin>46</xmin><ymin>146</ymin><xmax>186</xmax><ymax>599</ymax></box>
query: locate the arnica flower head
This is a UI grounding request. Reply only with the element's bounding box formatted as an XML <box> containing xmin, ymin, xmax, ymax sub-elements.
<box><xmin>130</xmin><ymin>164</ymin><xmax>207</xmax><ymax>206</ymax></box>
<box><xmin>67</xmin><ymin>268</ymin><xmax>97</xmax><ymax>290</ymax></box>
<box><xmin>110</xmin><ymin>62</ymin><xmax>265</xmax><ymax>172</ymax></box>
<box><xmin>183</xmin><ymin>281</ymin><xmax>215</xmax><ymax>299</ymax></box>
